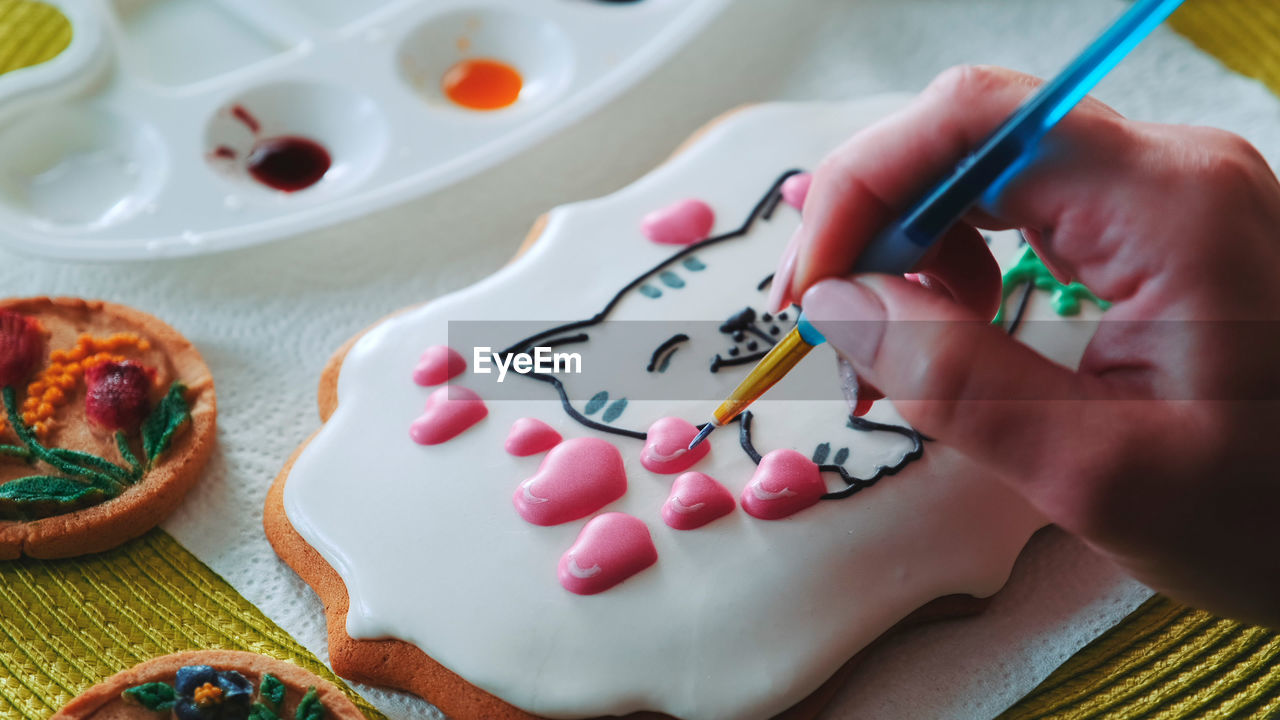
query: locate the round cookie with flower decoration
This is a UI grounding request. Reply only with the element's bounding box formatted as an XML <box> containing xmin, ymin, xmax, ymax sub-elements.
<box><xmin>0</xmin><ymin>297</ymin><xmax>216</xmax><ymax>559</ymax></box>
<box><xmin>52</xmin><ymin>650</ymin><xmax>365</xmax><ymax>720</ymax></box>
<box><xmin>266</xmin><ymin>98</ymin><xmax>1107</xmax><ymax>720</ymax></box>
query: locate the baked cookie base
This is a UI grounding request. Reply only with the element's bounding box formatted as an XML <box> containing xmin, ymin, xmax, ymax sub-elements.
<box><xmin>53</xmin><ymin>649</ymin><xmax>365</xmax><ymax>720</ymax></box>
<box><xmin>0</xmin><ymin>298</ymin><xmax>217</xmax><ymax>559</ymax></box>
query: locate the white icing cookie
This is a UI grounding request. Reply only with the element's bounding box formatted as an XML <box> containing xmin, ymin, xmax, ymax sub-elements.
<box><xmin>275</xmin><ymin>98</ymin><xmax>1103</xmax><ymax>720</ymax></box>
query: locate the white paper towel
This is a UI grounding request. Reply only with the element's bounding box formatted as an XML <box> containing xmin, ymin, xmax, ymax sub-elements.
<box><xmin>2</xmin><ymin>1</ymin><xmax>1278</xmax><ymax>718</ymax></box>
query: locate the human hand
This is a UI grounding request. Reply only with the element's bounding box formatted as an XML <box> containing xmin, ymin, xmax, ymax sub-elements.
<box><xmin>773</xmin><ymin>65</ymin><xmax>1280</xmax><ymax>627</ymax></box>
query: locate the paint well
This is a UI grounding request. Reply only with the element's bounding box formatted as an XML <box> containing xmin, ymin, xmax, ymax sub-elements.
<box><xmin>442</xmin><ymin>57</ymin><xmax>523</xmax><ymax>110</ymax></box>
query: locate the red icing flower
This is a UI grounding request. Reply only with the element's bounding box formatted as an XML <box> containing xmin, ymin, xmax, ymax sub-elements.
<box><xmin>85</xmin><ymin>360</ymin><xmax>155</xmax><ymax>432</ymax></box>
<box><xmin>0</xmin><ymin>311</ymin><xmax>43</xmax><ymax>389</ymax></box>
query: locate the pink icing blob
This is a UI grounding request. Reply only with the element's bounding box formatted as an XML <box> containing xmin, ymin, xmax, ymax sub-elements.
<box><xmin>504</xmin><ymin>417</ymin><xmax>562</xmax><ymax>457</ymax></box>
<box><xmin>408</xmin><ymin>386</ymin><xmax>488</xmax><ymax>445</ymax></box>
<box><xmin>780</xmin><ymin>172</ymin><xmax>812</xmax><ymax>210</ymax></box>
<box><xmin>558</xmin><ymin>512</ymin><xmax>658</xmax><ymax>595</ymax></box>
<box><xmin>413</xmin><ymin>345</ymin><xmax>466</xmax><ymax>386</ymax></box>
<box><xmin>640</xmin><ymin>416</ymin><xmax>710</xmax><ymax>474</ymax></box>
<box><xmin>662</xmin><ymin>472</ymin><xmax>735</xmax><ymax>530</ymax></box>
<box><xmin>640</xmin><ymin>198</ymin><xmax>715</xmax><ymax>246</ymax></box>
<box><xmin>513</xmin><ymin>437</ymin><xmax>627</xmax><ymax>526</ymax></box>
<box><xmin>740</xmin><ymin>449</ymin><xmax>825</xmax><ymax>520</ymax></box>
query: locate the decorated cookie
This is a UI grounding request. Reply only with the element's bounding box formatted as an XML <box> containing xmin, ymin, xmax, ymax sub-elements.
<box><xmin>52</xmin><ymin>650</ymin><xmax>364</xmax><ymax>720</ymax></box>
<box><xmin>0</xmin><ymin>298</ymin><xmax>216</xmax><ymax>559</ymax></box>
<box><xmin>265</xmin><ymin>99</ymin><xmax>1106</xmax><ymax>720</ymax></box>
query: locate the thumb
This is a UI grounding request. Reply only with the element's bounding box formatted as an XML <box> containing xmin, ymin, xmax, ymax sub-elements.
<box><xmin>802</xmin><ymin>274</ymin><xmax>1099</xmax><ymax>478</ymax></box>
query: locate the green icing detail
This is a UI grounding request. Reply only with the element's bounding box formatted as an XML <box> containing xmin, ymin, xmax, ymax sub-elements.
<box><xmin>142</xmin><ymin>382</ymin><xmax>191</xmax><ymax>467</ymax></box>
<box><xmin>0</xmin><ymin>380</ymin><xmax>191</xmax><ymax>520</ymax></box>
<box><xmin>638</xmin><ymin>284</ymin><xmax>662</xmax><ymax>299</ymax></box>
<box><xmin>584</xmin><ymin>391</ymin><xmax>609</xmax><ymax>415</ymax></box>
<box><xmin>994</xmin><ymin>245</ymin><xmax>1111</xmax><ymax>324</ymax></box>
<box><xmin>122</xmin><ymin>681</ymin><xmax>177</xmax><ymax>712</ymax></box>
<box><xmin>117</xmin><ymin>431</ymin><xmax>142</xmax><ymax>476</ymax></box>
<box><xmin>250</xmin><ymin>705</ymin><xmax>280</xmax><ymax>720</ymax></box>
<box><xmin>601</xmin><ymin>398</ymin><xmax>628</xmax><ymax>423</ymax></box>
<box><xmin>4</xmin><ymin>387</ymin><xmax>128</xmax><ymax>491</ymax></box>
<box><xmin>0</xmin><ymin>444</ymin><xmax>31</xmax><ymax>461</ymax></box>
<box><xmin>49</xmin><ymin>446</ymin><xmax>135</xmax><ymax>484</ymax></box>
<box><xmin>295</xmin><ymin>687</ymin><xmax>324</xmax><ymax>720</ymax></box>
<box><xmin>121</xmin><ymin>670</ymin><xmax>328</xmax><ymax>720</ymax></box>
<box><xmin>0</xmin><ymin>476</ymin><xmax>106</xmax><ymax>520</ymax></box>
<box><xmin>682</xmin><ymin>256</ymin><xmax>706</xmax><ymax>271</ymax></box>
<box><xmin>249</xmin><ymin>702</ymin><xmax>280</xmax><ymax>717</ymax></box>
<box><xmin>259</xmin><ymin>673</ymin><xmax>286</xmax><ymax>712</ymax></box>
<box><xmin>658</xmin><ymin>271</ymin><xmax>685</xmax><ymax>289</ymax></box>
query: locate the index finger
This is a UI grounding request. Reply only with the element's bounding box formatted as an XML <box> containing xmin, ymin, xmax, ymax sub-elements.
<box><xmin>784</xmin><ymin>65</ymin><xmax>1129</xmax><ymax>307</ymax></box>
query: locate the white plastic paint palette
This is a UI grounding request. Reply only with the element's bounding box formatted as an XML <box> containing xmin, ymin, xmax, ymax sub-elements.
<box><xmin>0</xmin><ymin>0</ymin><xmax>729</xmax><ymax>260</ymax></box>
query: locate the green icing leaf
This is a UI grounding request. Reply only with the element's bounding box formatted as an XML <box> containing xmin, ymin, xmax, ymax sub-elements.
<box><xmin>116</xmin><ymin>431</ymin><xmax>143</xmax><ymax>480</ymax></box>
<box><xmin>0</xmin><ymin>476</ymin><xmax>105</xmax><ymax>520</ymax></box>
<box><xmin>259</xmin><ymin>673</ymin><xmax>286</xmax><ymax>712</ymax></box>
<box><xmin>2</xmin><ymin>388</ymin><xmax>43</xmax><ymax>461</ymax></box>
<box><xmin>0</xmin><ymin>444</ymin><xmax>32</xmax><ymax>461</ymax></box>
<box><xmin>250</xmin><ymin>703</ymin><xmax>282</xmax><ymax>720</ymax></box>
<box><xmin>122</xmin><ymin>681</ymin><xmax>177</xmax><ymax>712</ymax></box>
<box><xmin>142</xmin><ymin>382</ymin><xmax>190</xmax><ymax>465</ymax></box>
<box><xmin>46</xmin><ymin>447</ymin><xmax>131</xmax><ymax>487</ymax></box>
<box><xmin>294</xmin><ymin>687</ymin><xmax>325</xmax><ymax>720</ymax></box>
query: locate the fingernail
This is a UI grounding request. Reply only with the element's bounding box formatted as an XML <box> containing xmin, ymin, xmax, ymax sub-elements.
<box><xmin>801</xmin><ymin>277</ymin><xmax>886</xmax><ymax>369</ymax></box>
<box><xmin>768</xmin><ymin>228</ymin><xmax>803</xmax><ymax>313</ymax></box>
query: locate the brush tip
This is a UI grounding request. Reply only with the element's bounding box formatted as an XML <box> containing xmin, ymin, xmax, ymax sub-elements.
<box><xmin>688</xmin><ymin>423</ymin><xmax>716</xmax><ymax>450</ymax></box>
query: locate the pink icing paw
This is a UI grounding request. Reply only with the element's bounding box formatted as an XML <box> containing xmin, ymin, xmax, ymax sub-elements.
<box><xmin>640</xmin><ymin>417</ymin><xmax>710</xmax><ymax>474</ymax></box>
<box><xmin>409</xmin><ymin>386</ymin><xmax>488</xmax><ymax>445</ymax></box>
<box><xmin>513</xmin><ymin>437</ymin><xmax>627</xmax><ymax>526</ymax></box>
<box><xmin>413</xmin><ymin>345</ymin><xmax>466</xmax><ymax>386</ymax></box>
<box><xmin>504</xmin><ymin>417</ymin><xmax>563</xmax><ymax>456</ymax></box>
<box><xmin>780</xmin><ymin>172</ymin><xmax>812</xmax><ymax>210</ymax></box>
<box><xmin>558</xmin><ymin>512</ymin><xmax>658</xmax><ymax>595</ymax></box>
<box><xmin>662</xmin><ymin>472</ymin><xmax>735</xmax><ymax>530</ymax></box>
<box><xmin>741</xmin><ymin>449</ymin><xmax>825</xmax><ymax>520</ymax></box>
<box><xmin>640</xmin><ymin>198</ymin><xmax>714</xmax><ymax>246</ymax></box>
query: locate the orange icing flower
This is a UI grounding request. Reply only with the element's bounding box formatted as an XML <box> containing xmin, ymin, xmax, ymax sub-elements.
<box><xmin>192</xmin><ymin>682</ymin><xmax>223</xmax><ymax>707</ymax></box>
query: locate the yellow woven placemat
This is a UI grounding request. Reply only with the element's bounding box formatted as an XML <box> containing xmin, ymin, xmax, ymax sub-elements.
<box><xmin>1001</xmin><ymin>595</ymin><xmax>1280</xmax><ymax>719</ymax></box>
<box><xmin>0</xmin><ymin>530</ymin><xmax>385</xmax><ymax>720</ymax></box>
<box><xmin>0</xmin><ymin>0</ymin><xmax>70</xmax><ymax>76</ymax></box>
<box><xmin>1169</xmin><ymin>0</ymin><xmax>1280</xmax><ymax>97</ymax></box>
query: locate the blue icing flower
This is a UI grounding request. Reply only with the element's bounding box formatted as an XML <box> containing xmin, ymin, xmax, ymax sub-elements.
<box><xmin>173</xmin><ymin>665</ymin><xmax>253</xmax><ymax>720</ymax></box>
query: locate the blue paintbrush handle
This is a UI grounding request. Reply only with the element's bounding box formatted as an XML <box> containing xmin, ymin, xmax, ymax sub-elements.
<box><xmin>851</xmin><ymin>0</ymin><xmax>1185</xmax><ymax>275</ymax></box>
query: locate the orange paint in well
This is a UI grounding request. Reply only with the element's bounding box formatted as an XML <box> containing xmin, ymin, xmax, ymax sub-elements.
<box><xmin>442</xmin><ymin>57</ymin><xmax>523</xmax><ymax>110</ymax></box>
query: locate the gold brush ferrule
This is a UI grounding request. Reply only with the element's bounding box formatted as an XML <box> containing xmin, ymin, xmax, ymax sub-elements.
<box><xmin>711</xmin><ymin>325</ymin><xmax>816</xmax><ymax>426</ymax></box>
